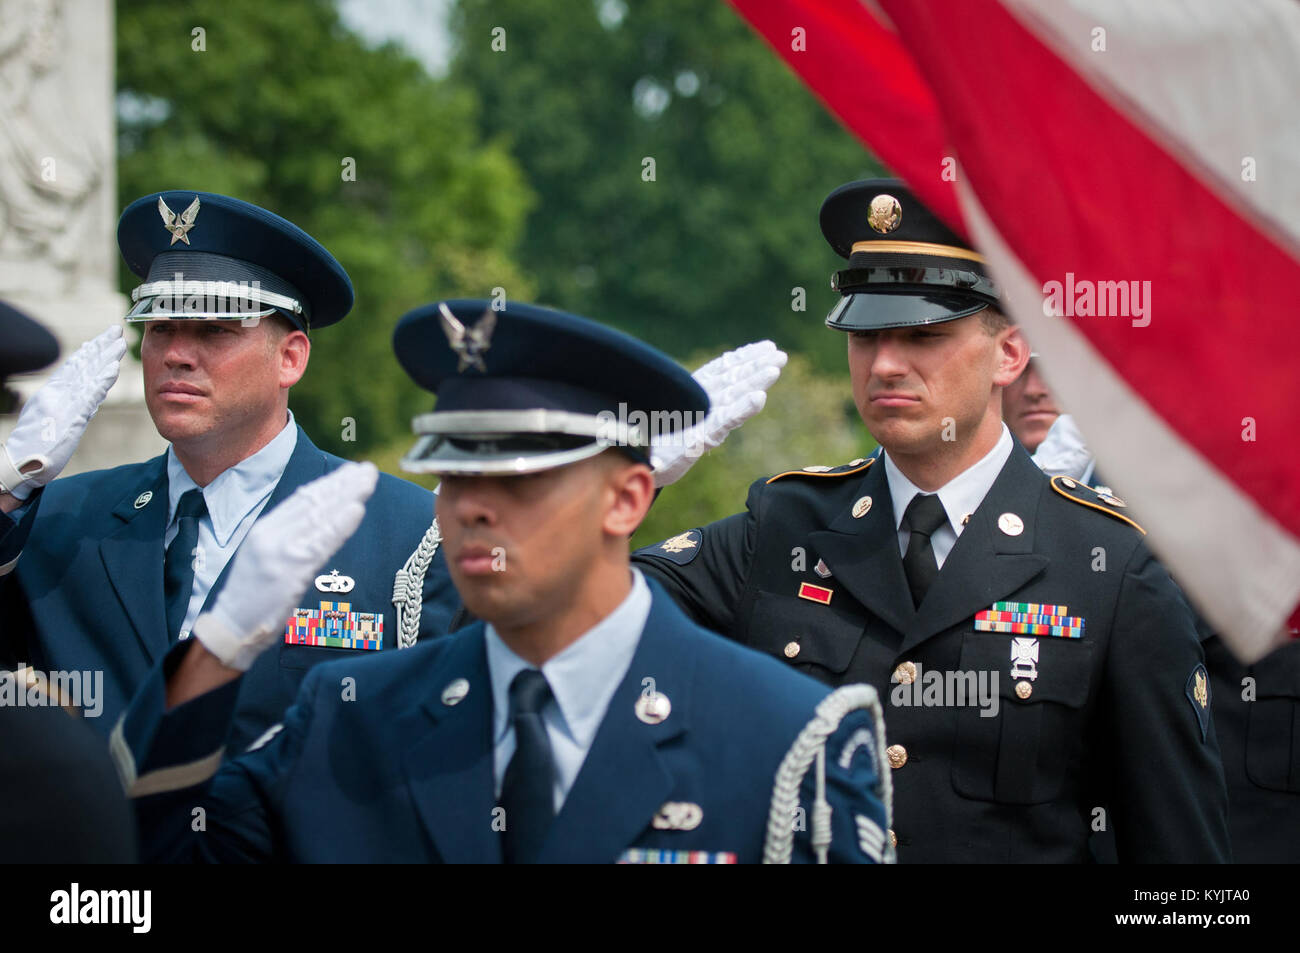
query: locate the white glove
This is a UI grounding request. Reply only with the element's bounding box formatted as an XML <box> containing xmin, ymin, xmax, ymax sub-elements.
<box><xmin>652</xmin><ymin>340</ymin><xmax>788</xmax><ymax>488</ymax></box>
<box><xmin>1031</xmin><ymin>413</ymin><xmax>1094</xmax><ymax>481</ymax></box>
<box><xmin>192</xmin><ymin>462</ymin><xmax>378</xmax><ymax>672</ymax></box>
<box><xmin>0</xmin><ymin>325</ymin><xmax>126</xmax><ymax>500</ymax></box>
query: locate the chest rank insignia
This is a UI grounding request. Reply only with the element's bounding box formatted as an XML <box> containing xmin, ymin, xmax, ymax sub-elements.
<box><xmin>974</xmin><ymin>601</ymin><xmax>1084</xmax><ymax>639</ymax></box>
<box><xmin>652</xmin><ymin>802</ymin><xmax>704</xmax><ymax>831</ymax></box>
<box><xmin>158</xmin><ymin>195</ymin><xmax>200</xmax><ymax>245</ymax></box>
<box><xmin>284</xmin><ymin>601</ymin><xmax>383</xmax><ymax>651</ymax></box>
<box><xmin>315</xmin><ymin>569</ymin><xmax>356</xmax><ymax>593</ymax></box>
<box><xmin>1009</xmin><ymin>637</ymin><xmax>1040</xmax><ymax>681</ymax></box>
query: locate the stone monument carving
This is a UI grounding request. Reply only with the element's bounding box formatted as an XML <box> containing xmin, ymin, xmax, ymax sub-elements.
<box><xmin>0</xmin><ymin>0</ymin><xmax>165</xmax><ymax>472</ymax></box>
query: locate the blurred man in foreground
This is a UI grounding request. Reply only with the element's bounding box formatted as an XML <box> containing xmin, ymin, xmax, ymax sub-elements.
<box><xmin>0</xmin><ymin>300</ymin><xmax>135</xmax><ymax>863</ymax></box>
<box><xmin>110</xmin><ymin>299</ymin><xmax>889</xmax><ymax>863</ymax></box>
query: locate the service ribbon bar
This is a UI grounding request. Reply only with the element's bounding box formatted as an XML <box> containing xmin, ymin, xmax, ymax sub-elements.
<box><xmin>616</xmin><ymin>849</ymin><xmax>738</xmax><ymax>864</ymax></box>
<box><xmin>992</xmin><ymin>601</ymin><xmax>1068</xmax><ymax>616</ymax></box>
<box><xmin>284</xmin><ymin>601</ymin><xmax>384</xmax><ymax>651</ymax></box>
<box><xmin>975</xmin><ymin>603</ymin><xmax>1084</xmax><ymax>639</ymax></box>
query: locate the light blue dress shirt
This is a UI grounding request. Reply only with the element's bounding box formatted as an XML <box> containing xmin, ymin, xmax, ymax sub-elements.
<box><xmin>882</xmin><ymin>422</ymin><xmax>1014</xmax><ymax>569</ymax></box>
<box><xmin>164</xmin><ymin>410</ymin><xmax>298</xmax><ymax>640</ymax></box>
<box><xmin>484</xmin><ymin>567</ymin><xmax>652</xmax><ymax>812</ymax></box>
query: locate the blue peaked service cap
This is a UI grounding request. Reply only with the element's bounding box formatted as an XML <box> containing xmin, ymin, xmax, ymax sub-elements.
<box><xmin>0</xmin><ymin>300</ymin><xmax>59</xmax><ymax>382</ymax></box>
<box><xmin>393</xmin><ymin>299</ymin><xmax>709</xmax><ymax>475</ymax></box>
<box><xmin>117</xmin><ymin>190</ymin><xmax>353</xmax><ymax>331</ymax></box>
<box><xmin>820</xmin><ymin>178</ymin><xmax>999</xmax><ymax>331</ymax></box>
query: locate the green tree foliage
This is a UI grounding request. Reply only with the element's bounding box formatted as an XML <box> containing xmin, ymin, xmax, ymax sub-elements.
<box><xmin>449</xmin><ymin>0</ymin><xmax>885</xmax><ymax>372</ymax></box>
<box><xmin>116</xmin><ymin>0</ymin><xmax>534</xmax><ymax>457</ymax></box>
<box><xmin>631</xmin><ymin>352</ymin><xmax>876</xmax><ymax>549</ymax></box>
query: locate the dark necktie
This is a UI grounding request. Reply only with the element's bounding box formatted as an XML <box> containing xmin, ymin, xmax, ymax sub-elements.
<box><xmin>901</xmin><ymin>493</ymin><xmax>948</xmax><ymax>608</ymax></box>
<box><xmin>164</xmin><ymin>488</ymin><xmax>208</xmax><ymax>640</ymax></box>
<box><xmin>500</xmin><ymin>669</ymin><xmax>557</xmax><ymax>864</ymax></box>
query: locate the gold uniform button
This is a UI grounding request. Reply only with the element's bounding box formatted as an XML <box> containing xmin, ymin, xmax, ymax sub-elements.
<box><xmin>886</xmin><ymin>744</ymin><xmax>908</xmax><ymax>769</ymax></box>
<box><xmin>1015</xmin><ymin>680</ymin><xmax>1033</xmax><ymax>700</ymax></box>
<box><xmin>889</xmin><ymin>829</ymin><xmax>898</xmax><ymax>847</ymax></box>
<box><xmin>783</xmin><ymin>641</ymin><xmax>801</xmax><ymax>659</ymax></box>
<box><xmin>893</xmin><ymin>661</ymin><xmax>917</xmax><ymax>685</ymax></box>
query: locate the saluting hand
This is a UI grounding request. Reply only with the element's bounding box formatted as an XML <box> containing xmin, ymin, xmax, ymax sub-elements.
<box><xmin>189</xmin><ymin>462</ymin><xmax>378</xmax><ymax>674</ymax></box>
<box><xmin>652</xmin><ymin>339</ymin><xmax>788</xmax><ymax>488</ymax></box>
<box><xmin>0</xmin><ymin>325</ymin><xmax>126</xmax><ymax>502</ymax></box>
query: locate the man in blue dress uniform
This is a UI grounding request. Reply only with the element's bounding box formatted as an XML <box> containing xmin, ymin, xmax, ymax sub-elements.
<box><xmin>0</xmin><ymin>191</ymin><xmax>459</xmax><ymax>751</ymax></box>
<box><xmin>110</xmin><ymin>298</ymin><xmax>891</xmax><ymax>863</ymax></box>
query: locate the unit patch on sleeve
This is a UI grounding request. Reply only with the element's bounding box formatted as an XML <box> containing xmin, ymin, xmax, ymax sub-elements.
<box><xmin>1185</xmin><ymin>663</ymin><xmax>1211</xmax><ymax>742</ymax></box>
<box><xmin>641</xmin><ymin>529</ymin><xmax>703</xmax><ymax>565</ymax></box>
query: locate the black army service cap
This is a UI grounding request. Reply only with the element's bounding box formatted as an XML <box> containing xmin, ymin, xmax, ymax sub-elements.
<box><xmin>0</xmin><ymin>300</ymin><xmax>59</xmax><ymax>383</ymax></box>
<box><xmin>820</xmin><ymin>178</ymin><xmax>999</xmax><ymax>331</ymax></box>
<box><xmin>117</xmin><ymin>190</ymin><xmax>353</xmax><ymax>332</ymax></box>
<box><xmin>393</xmin><ymin>299</ymin><xmax>708</xmax><ymax>475</ymax></box>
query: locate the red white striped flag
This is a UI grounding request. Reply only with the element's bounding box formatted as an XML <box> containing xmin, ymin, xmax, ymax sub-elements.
<box><xmin>729</xmin><ymin>0</ymin><xmax>1300</xmax><ymax>660</ymax></box>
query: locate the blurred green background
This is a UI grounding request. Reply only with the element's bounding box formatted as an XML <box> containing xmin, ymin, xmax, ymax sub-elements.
<box><xmin>116</xmin><ymin>0</ymin><xmax>882</xmax><ymax>546</ymax></box>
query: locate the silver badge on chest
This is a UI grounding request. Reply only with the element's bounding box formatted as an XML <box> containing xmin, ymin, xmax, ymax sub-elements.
<box><xmin>1010</xmin><ymin>637</ymin><xmax>1039</xmax><ymax>681</ymax></box>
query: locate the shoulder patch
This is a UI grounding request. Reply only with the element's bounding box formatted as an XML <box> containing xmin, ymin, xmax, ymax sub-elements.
<box><xmin>639</xmin><ymin>529</ymin><xmax>703</xmax><ymax>565</ymax></box>
<box><xmin>766</xmin><ymin>456</ymin><xmax>875</xmax><ymax>485</ymax></box>
<box><xmin>1185</xmin><ymin>664</ymin><xmax>1210</xmax><ymax>742</ymax></box>
<box><xmin>1048</xmin><ymin>475</ymin><xmax>1145</xmax><ymax>534</ymax></box>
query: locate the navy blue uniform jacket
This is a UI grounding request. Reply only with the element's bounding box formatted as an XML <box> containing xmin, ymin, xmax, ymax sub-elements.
<box><xmin>113</xmin><ymin>583</ymin><xmax>888</xmax><ymax>863</ymax></box>
<box><xmin>0</xmin><ymin>427</ymin><xmax>459</xmax><ymax>752</ymax></box>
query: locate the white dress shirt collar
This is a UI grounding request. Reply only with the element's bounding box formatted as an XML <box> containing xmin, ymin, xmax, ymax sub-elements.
<box><xmin>485</xmin><ymin>567</ymin><xmax>651</xmax><ymax>754</ymax></box>
<box><xmin>166</xmin><ymin>410</ymin><xmax>299</xmax><ymax>547</ymax></box>
<box><xmin>883</xmin><ymin>423</ymin><xmax>1014</xmax><ymax>537</ymax></box>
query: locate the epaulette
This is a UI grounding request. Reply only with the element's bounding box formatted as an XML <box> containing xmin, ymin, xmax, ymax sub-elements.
<box><xmin>766</xmin><ymin>456</ymin><xmax>875</xmax><ymax>485</ymax></box>
<box><xmin>1048</xmin><ymin>475</ymin><xmax>1146</xmax><ymax>535</ymax></box>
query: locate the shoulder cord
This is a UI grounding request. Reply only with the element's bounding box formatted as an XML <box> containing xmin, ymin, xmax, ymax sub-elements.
<box><xmin>391</xmin><ymin>517</ymin><xmax>442</xmax><ymax>649</ymax></box>
<box><xmin>762</xmin><ymin>683</ymin><xmax>895</xmax><ymax>864</ymax></box>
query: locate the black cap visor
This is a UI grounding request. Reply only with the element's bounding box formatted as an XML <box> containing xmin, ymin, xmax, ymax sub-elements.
<box><xmin>825</xmin><ymin>290</ymin><xmax>993</xmax><ymax>331</ymax></box>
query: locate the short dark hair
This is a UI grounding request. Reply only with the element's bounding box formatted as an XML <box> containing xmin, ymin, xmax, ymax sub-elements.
<box><xmin>978</xmin><ymin>306</ymin><xmax>1011</xmax><ymax>335</ymax></box>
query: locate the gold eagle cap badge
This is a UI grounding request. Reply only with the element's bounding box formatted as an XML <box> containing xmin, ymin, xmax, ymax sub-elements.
<box><xmin>437</xmin><ymin>302</ymin><xmax>497</xmax><ymax>373</ymax></box>
<box><xmin>867</xmin><ymin>193</ymin><xmax>902</xmax><ymax>234</ymax></box>
<box><xmin>659</xmin><ymin>532</ymin><xmax>698</xmax><ymax>554</ymax></box>
<box><xmin>158</xmin><ymin>195</ymin><xmax>201</xmax><ymax>245</ymax></box>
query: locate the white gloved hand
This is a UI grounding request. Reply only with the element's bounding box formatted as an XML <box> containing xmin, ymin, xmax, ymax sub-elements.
<box><xmin>652</xmin><ymin>340</ymin><xmax>788</xmax><ymax>488</ymax></box>
<box><xmin>1031</xmin><ymin>413</ymin><xmax>1094</xmax><ymax>481</ymax></box>
<box><xmin>0</xmin><ymin>325</ymin><xmax>126</xmax><ymax>500</ymax></box>
<box><xmin>192</xmin><ymin>462</ymin><xmax>378</xmax><ymax>672</ymax></box>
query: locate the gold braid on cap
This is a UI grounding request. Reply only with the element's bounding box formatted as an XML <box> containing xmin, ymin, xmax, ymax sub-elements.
<box><xmin>849</xmin><ymin>240</ymin><xmax>985</xmax><ymax>263</ymax></box>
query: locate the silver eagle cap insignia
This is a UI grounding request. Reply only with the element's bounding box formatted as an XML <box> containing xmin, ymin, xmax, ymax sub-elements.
<box><xmin>437</xmin><ymin>302</ymin><xmax>497</xmax><ymax>373</ymax></box>
<box><xmin>158</xmin><ymin>195</ymin><xmax>201</xmax><ymax>246</ymax></box>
